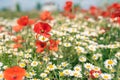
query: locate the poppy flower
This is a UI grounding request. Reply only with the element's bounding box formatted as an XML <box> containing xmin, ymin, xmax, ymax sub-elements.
<box><xmin>17</xmin><ymin>16</ymin><xmax>29</xmax><ymax>26</ymax></box>
<box><xmin>13</xmin><ymin>43</ymin><xmax>22</xmax><ymax>49</ymax></box>
<box><xmin>28</xmin><ymin>19</ymin><xmax>36</xmax><ymax>25</ymax></box>
<box><xmin>64</xmin><ymin>1</ymin><xmax>73</xmax><ymax>12</ymax></box>
<box><xmin>34</xmin><ymin>22</ymin><xmax>51</xmax><ymax>38</ymax></box>
<box><xmin>89</xmin><ymin>69</ymin><xmax>101</xmax><ymax>78</ymax></box>
<box><xmin>89</xmin><ymin>6</ymin><xmax>98</xmax><ymax>15</ymax></box>
<box><xmin>40</xmin><ymin>11</ymin><xmax>53</xmax><ymax>21</ymax></box>
<box><xmin>13</xmin><ymin>36</ymin><xmax>25</xmax><ymax>43</ymax></box>
<box><xmin>68</xmin><ymin>13</ymin><xmax>75</xmax><ymax>19</ymax></box>
<box><xmin>48</xmin><ymin>39</ymin><xmax>59</xmax><ymax>51</ymax></box>
<box><xmin>111</xmin><ymin>8</ymin><xmax>120</xmax><ymax>18</ymax></box>
<box><xmin>12</xmin><ymin>25</ymin><xmax>23</xmax><ymax>32</ymax></box>
<box><xmin>36</xmin><ymin>40</ymin><xmax>47</xmax><ymax>53</ymax></box>
<box><xmin>101</xmin><ymin>11</ymin><xmax>110</xmax><ymax>17</ymax></box>
<box><xmin>4</xmin><ymin>66</ymin><xmax>26</xmax><ymax>80</ymax></box>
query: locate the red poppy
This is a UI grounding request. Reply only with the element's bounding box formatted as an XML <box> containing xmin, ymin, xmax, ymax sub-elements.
<box><xmin>13</xmin><ymin>43</ymin><xmax>22</xmax><ymax>49</ymax></box>
<box><xmin>40</xmin><ymin>11</ymin><xmax>53</xmax><ymax>21</ymax></box>
<box><xmin>111</xmin><ymin>8</ymin><xmax>120</xmax><ymax>18</ymax></box>
<box><xmin>64</xmin><ymin>1</ymin><xmax>73</xmax><ymax>12</ymax></box>
<box><xmin>48</xmin><ymin>39</ymin><xmax>59</xmax><ymax>51</ymax></box>
<box><xmin>89</xmin><ymin>69</ymin><xmax>101</xmax><ymax>78</ymax></box>
<box><xmin>68</xmin><ymin>13</ymin><xmax>75</xmax><ymax>19</ymax></box>
<box><xmin>36</xmin><ymin>40</ymin><xmax>47</xmax><ymax>53</ymax></box>
<box><xmin>34</xmin><ymin>22</ymin><xmax>51</xmax><ymax>38</ymax></box>
<box><xmin>4</xmin><ymin>66</ymin><xmax>26</xmax><ymax>80</ymax></box>
<box><xmin>12</xmin><ymin>25</ymin><xmax>23</xmax><ymax>32</ymax></box>
<box><xmin>28</xmin><ymin>19</ymin><xmax>36</xmax><ymax>25</ymax></box>
<box><xmin>101</xmin><ymin>11</ymin><xmax>110</xmax><ymax>17</ymax></box>
<box><xmin>17</xmin><ymin>16</ymin><xmax>29</xmax><ymax>26</ymax></box>
<box><xmin>13</xmin><ymin>36</ymin><xmax>25</xmax><ymax>43</ymax></box>
<box><xmin>90</xmin><ymin>6</ymin><xmax>97</xmax><ymax>15</ymax></box>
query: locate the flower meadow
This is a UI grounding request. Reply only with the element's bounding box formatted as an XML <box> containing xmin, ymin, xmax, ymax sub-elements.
<box><xmin>0</xmin><ymin>1</ymin><xmax>120</xmax><ymax>80</ymax></box>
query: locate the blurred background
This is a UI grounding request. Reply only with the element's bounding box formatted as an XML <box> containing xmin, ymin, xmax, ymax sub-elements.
<box><xmin>0</xmin><ymin>0</ymin><xmax>120</xmax><ymax>18</ymax></box>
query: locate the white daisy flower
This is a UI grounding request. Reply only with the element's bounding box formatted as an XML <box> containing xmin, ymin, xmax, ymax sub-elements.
<box><xmin>40</xmin><ymin>73</ymin><xmax>47</xmax><ymax>78</ymax></box>
<box><xmin>38</xmin><ymin>36</ymin><xmax>49</xmax><ymax>42</ymax></box>
<box><xmin>101</xmin><ymin>73</ymin><xmax>112</xmax><ymax>80</ymax></box>
<box><xmin>79</xmin><ymin>56</ymin><xmax>86</xmax><ymax>62</ymax></box>
<box><xmin>84</xmin><ymin>63</ymin><xmax>94</xmax><ymax>70</ymax></box>
<box><xmin>31</xmin><ymin>61</ymin><xmax>38</xmax><ymax>67</ymax></box>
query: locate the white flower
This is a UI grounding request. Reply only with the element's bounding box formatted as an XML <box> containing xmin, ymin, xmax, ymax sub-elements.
<box><xmin>101</xmin><ymin>73</ymin><xmax>112</xmax><ymax>80</ymax></box>
<box><xmin>92</xmin><ymin>54</ymin><xmax>99</xmax><ymax>60</ymax></box>
<box><xmin>74</xmin><ymin>65</ymin><xmax>82</xmax><ymax>72</ymax></box>
<box><xmin>88</xmin><ymin>45</ymin><xmax>97</xmax><ymax>51</ymax></box>
<box><xmin>104</xmin><ymin>59</ymin><xmax>117</xmax><ymax>68</ymax></box>
<box><xmin>72</xmin><ymin>71</ymin><xmax>82</xmax><ymax>78</ymax></box>
<box><xmin>19</xmin><ymin>62</ymin><xmax>26</xmax><ymax>68</ymax></box>
<box><xmin>0</xmin><ymin>71</ymin><xmax>3</xmax><ymax>80</ymax></box>
<box><xmin>84</xmin><ymin>63</ymin><xmax>94</xmax><ymax>70</ymax></box>
<box><xmin>31</xmin><ymin>61</ymin><xmax>38</xmax><ymax>67</ymax></box>
<box><xmin>79</xmin><ymin>56</ymin><xmax>86</xmax><ymax>62</ymax></box>
<box><xmin>75</xmin><ymin>46</ymin><xmax>85</xmax><ymax>53</ymax></box>
<box><xmin>38</xmin><ymin>36</ymin><xmax>49</xmax><ymax>42</ymax></box>
<box><xmin>47</xmin><ymin>64</ymin><xmax>56</xmax><ymax>71</ymax></box>
<box><xmin>40</xmin><ymin>73</ymin><xmax>47</xmax><ymax>78</ymax></box>
<box><xmin>64</xmin><ymin>43</ymin><xmax>71</xmax><ymax>47</ymax></box>
<box><xmin>24</xmin><ymin>53</ymin><xmax>32</xmax><ymax>58</ymax></box>
<box><xmin>0</xmin><ymin>62</ymin><xmax>3</xmax><ymax>67</ymax></box>
<box><xmin>63</xmin><ymin>69</ymin><xmax>72</xmax><ymax>76</ymax></box>
<box><xmin>61</xmin><ymin>62</ymin><xmax>69</xmax><ymax>67</ymax></box>
<box><xmin>115</xmin><ymin>52</ymin><xmax>120</xmax><ymax>60</ymax></box>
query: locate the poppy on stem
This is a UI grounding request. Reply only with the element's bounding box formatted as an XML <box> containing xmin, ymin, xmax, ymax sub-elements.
<box><xmin>34</xmin><ymin>22</ymin><xmax>51</xmax><ymax>38</ymax></box>
<box><xmin>4</xmin><ymin>66</ymin><xmax>26</xmax><ymax>80</ymax></box>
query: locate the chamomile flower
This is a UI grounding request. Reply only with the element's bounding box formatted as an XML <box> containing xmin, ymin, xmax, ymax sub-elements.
<box><xmin>44</xmin><ymin>78</ymin><xmax>50</xmax><ymax>80</ymax></box>
<box><xmin>24</xmin><ymin>53</ymin><xmax>32</xmax><ymax>58</ymax></box>
<box><xmin>101</xmin><ymin>73</ymin><xmax>112</xmax><ymax>80</ymax></box>
<box><xmin>79</xmin><ymin>56</ymin><xmax>86</xmax><ymax>62</ymax></box>
<box><xmin>63</xmin><ymin>69</ymin><xmax>72</xmax><ymax>76</ymax></box>
<box><xmin>104</xmin><ymin>59</ymin><xmax>117</xmax><ymax>67</ymax></box>
<box><xmin>74</xmin><ymin>65</ymin><xmax>82</xmax><ymax>72</ymax></box>
<box><xmin>84</xmin><ymin>63</ymin><xmax>94</xmax><ymax>70</ymax></box>
<box><xmin>92</xmin><ymin>54</ymin><xmax>99</xmax><ymax>60</ymax></box>
<box><xmin>0</xmin><ymin>71</ymin><xmax>3</xmax><ymax>80</ymax></box>
<box><xmin>72</xmin><ymin>71</ymin><xmax>82</xmax><ymax>78</ymax></box>
<box><xmin>40</xmin><ymin>73</ymin><xmax>47</xmax><ymax>78</ymax></box>
<box><xmin>61</xmin><ymin>62</ymin><xmax>69</xmax><ymax>67</ymax></box>
<box><xmin>38</xmin><ymin>36</ymin><xmax>49</xmax><ymax>42</ymax></box>
<box><xmin>47</xmin><ymin>64</ymin><xmax>57</xmax><ymax>71</ymax></box>
<box><xmin>115</xmin><ymin>52</ymin><xmax>120</xmax><ymax>60</ymax></box>
<box><xmin>0</xmin><ymin>62</ymin><xmax>3</xmax><ymax>67</ymax></box>
<box><xmin>19</xmin><ymin>62</ymin><xmax>26</xmax><ymax>68</ymax></box>
<box><xmin>31</xmin><ymin>61</ymin><xmax>38</xmax><ymax>67</ymax></box>
<box><xmin>64</xmin><ymin>43</ymin><xmax>71</xmax><ymax>47</ymax></box>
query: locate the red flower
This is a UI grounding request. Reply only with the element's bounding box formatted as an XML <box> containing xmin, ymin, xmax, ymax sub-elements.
<box><xmin>111</xmin><ymin>8</ymin><xmax>120</xmax><ymax>18</ymax></box>
<box><xmin>17</xmin><ymin>16</ymin><xmax>29</xmax><ymax>26</ymax></box>
<box><xmin>4</xmin><ymin>66</ymin><xmax>26</xmax><ymax>80</ymax></box>
<box><xmin>36</xmin><ymin>40</ymin><xmax>47</xmax><ymax>53</ymax></box>
<box><xmin>64</xmin><ymin>1</ymin><xmax>73</xmax><ymax>12</ymax></box>
<box><xmin>28</xmin><ymin>19</ymin><xmax>36</xmax><ymax>25</ymax></box>
<box><xmin>13</xmin><ymin>43</ymin><xmax>22</xmax><ymax>49</ymax></box>
<box><xmin>13</xmin><ymin>36</ymin><xmax>25</xmax><ymax>43</ymax></box>
<box><xmin>89</xmin><ymin>6</ymin><xmax>98</xmax><ymax>15</ymax></box>
<box><xmin>12</xmin><ymin>25</ymin><xmax>23</xmax><ymax>32</ymax></box>
<box><xmin>49</xmin><ymin>39</ymin><xmax>59</xmax><ymax>51</ymax></box>
<box><xmin>40</xmin><ymin>11</ymin><xmax>53</xmax><ymax>21</ymax></box>
<box><xmin>89</xmin><ymin>69</ymin><xmax>101</xmax><ymax>79</ymax></box>
<box><xmin>68</xmin><ymin>13</ymin><xmax>75</xmax><ymax>19</ymax></box>
<box><xmin>34</xmin><ymin>22</ymin><xmax>51</xmax><ymax>38</ymax></box>
<box><xmin>101</xmin><ymin>11</ymin><xmax>110</xmax><ymax>17</ymax></box>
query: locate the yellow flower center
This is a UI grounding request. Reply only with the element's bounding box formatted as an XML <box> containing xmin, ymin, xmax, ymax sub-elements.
<box><xmin>108</xmin><ymin>60</ymin><xmax>113</xmax><ymax>65</ymax></box>
<box><xmin>103</xmin><ymin>75</ymin><xmax>109</xmax><ymax>79</ymax></box>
